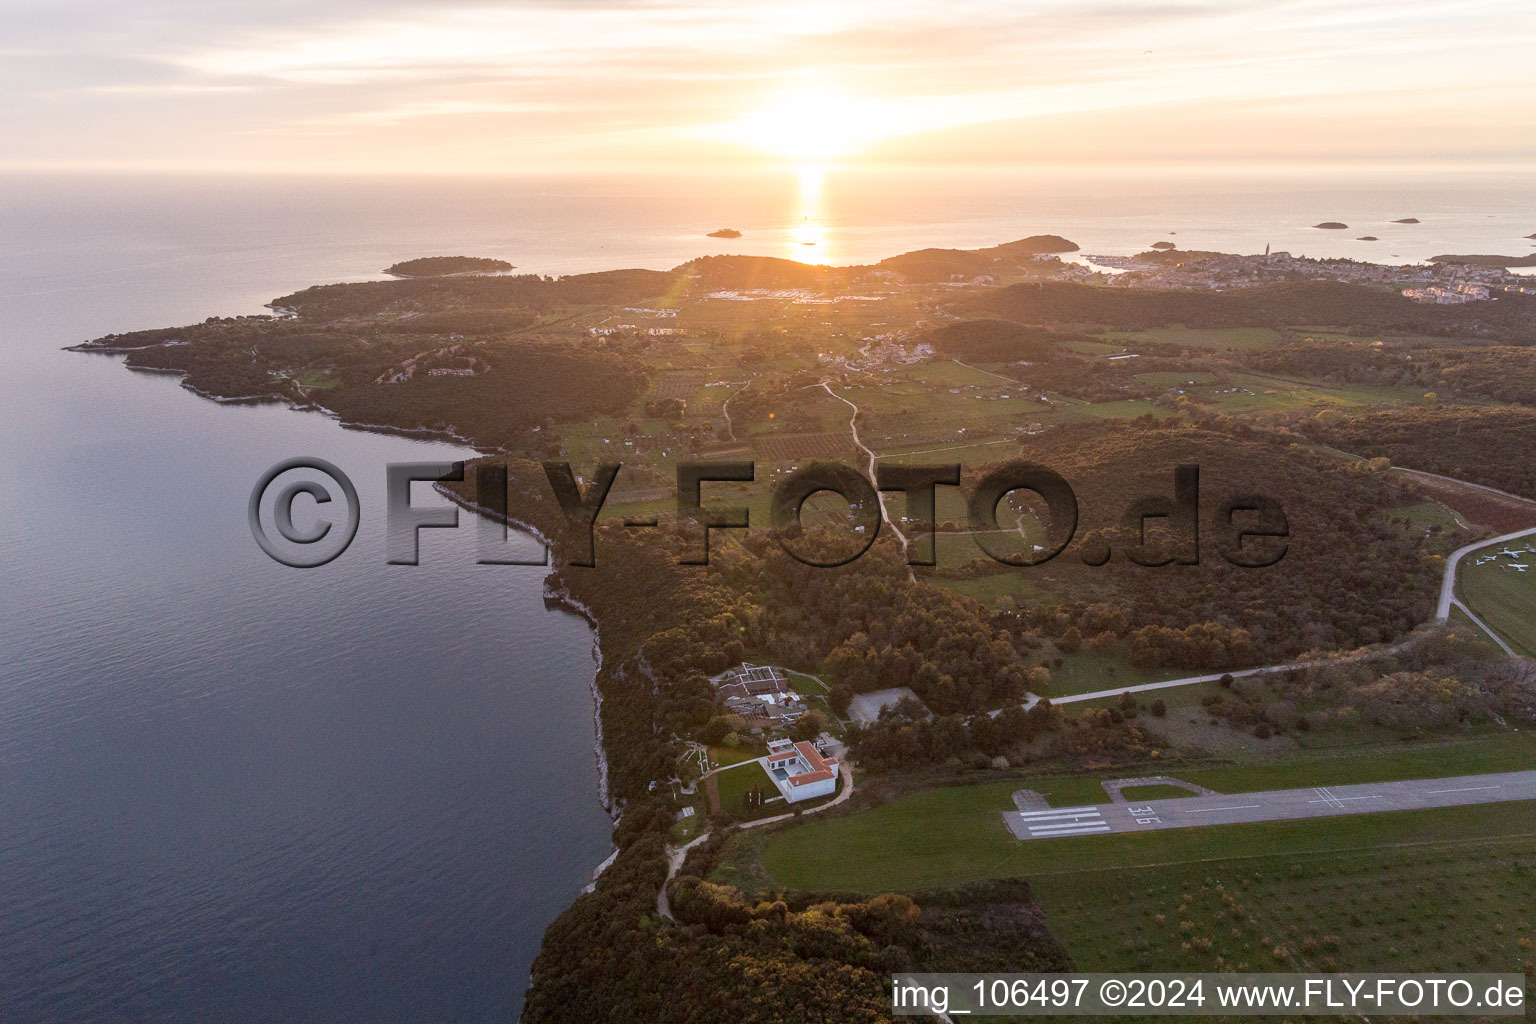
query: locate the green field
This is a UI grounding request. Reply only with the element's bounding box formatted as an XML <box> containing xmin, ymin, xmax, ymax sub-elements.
<box><xmin>930</xmin><ymin>572</ymin><xmax>1055</xmax><ymax>607</ymax></box>
<box><xmin>1067</xmin><ymin>398</ymin><xmax>1172</xmax><ymax>420</ymax></box>
<box><xmin>707</xmin><ymin>743</ymin><xmax>762</xmax><ymax>768</ymax></box>
<box><xmin>1044</xmin><ymin>649</ymin><xmax>1180</xmax><ymax>697</ymax></box>
<box><xmin>1460</xmin><ymin>548</ymin><xmax>1536</xmax><ymax>656</ymax></box>
<box><xmin>1034</xmin><ymin>817</ymin><xmax>1536</xmax><ymax>973</ymax></box>
<box><xmin>756</xmin><ymin>734</ymin><xmax>1536</xmax><ymax>892</ymax></box>
<box><xmin>713</xmin><ymin>760</ymin><xmax>783</xmax><ymax>818</ymax></box>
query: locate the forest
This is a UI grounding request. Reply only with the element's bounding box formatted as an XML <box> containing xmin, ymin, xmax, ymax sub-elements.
<box><xmin>971</xmin><ymin>280</ymin><xmax>1536</xmax><ymax>339</ymax></box>
<box><xmin>1299</xmin><ymin>406</ymin><xmax>1536</xmax><ymax>499</ymax></box>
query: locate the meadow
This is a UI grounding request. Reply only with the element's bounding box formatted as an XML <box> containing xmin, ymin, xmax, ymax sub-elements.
<box><xmin>1460</xmin><ymin>552</ymin><xmax>1536</xmax><ymax>657</ymax></box>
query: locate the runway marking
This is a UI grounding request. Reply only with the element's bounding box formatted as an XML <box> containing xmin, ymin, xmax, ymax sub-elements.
<box><xmin>1017</xmin><ymin>806</ymin><xmax>1110</xmax><ymax>839</ymax></box>
<box><xmin>1185</xmin><ymin>804</ymin><xmax>1262</xmax><ymax>813</ymax></box>
<box><xmin>1427</xmin><ymin>785</ymin><xmax>1498</xmax><ymax>794</ymax></box>
<box><xmin>1014</xmin><ymin>806</ymin><xmax>1100</xmax><ymax>818</ymax></box>
<box><xmin>1027</xmin><ymin>823</ymin><xmax>1111</xmax><ymax>837</ymax></box>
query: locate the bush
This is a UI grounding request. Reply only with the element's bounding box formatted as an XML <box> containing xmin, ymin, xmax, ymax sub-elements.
<box><xmin>1150</xmin><ymin>698</ymin><xmax>1168</xmax><ymax>717</ymax></box>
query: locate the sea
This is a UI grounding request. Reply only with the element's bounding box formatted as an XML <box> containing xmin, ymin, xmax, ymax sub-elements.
<box><xmin>0</xmin><ymin>164</ymin><xmax>1532</xmax><ymax>1023</ymax></box>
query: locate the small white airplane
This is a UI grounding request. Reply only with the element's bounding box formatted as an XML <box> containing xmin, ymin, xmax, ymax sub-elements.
<box><xmin>1510</xmin><ymin>564</ymin><xmax>1529</xmax><ymax>572</ymax></box>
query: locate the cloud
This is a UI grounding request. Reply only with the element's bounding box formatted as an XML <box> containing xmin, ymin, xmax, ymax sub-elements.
<box><xmin>0</xmin><ymin>0</ymin><xmax>1532</xmax><ymax>171</ymax></box>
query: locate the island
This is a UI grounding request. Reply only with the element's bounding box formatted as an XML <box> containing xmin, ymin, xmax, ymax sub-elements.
<box><xmin>1313</xmin><ymin>221</ymin><xmax>1349</xmax><ymax>229</ymax></box>
<box><xmin>383</xmin><ymin>256</ymin><xmax>513</xmax><ymax>277</ymax></box>
<box><xmin>1357</xmin><ymin>236</ymin><xmax>1378</xmax><ymax>241</ymax></box>
<box><xmin>706</xmin><ymin>228</ymin><xmax>742</xmax><ymax>239</ymax></box>
<box><xmin>1150</xmin><ymin>240</ymin><xmax>1176</xmax><ymax>250</ymax></box>
<box><xmin>1430</xmin><ymin>253</ymin><xmax>1536</xmax><ymax>268</ymax></box>
<box><xmin>73</xmin><ymin>236</ymin><xmax>1536</xmax><ymax>1023</ymax></box>
<box><xmin>1393</xmin><ymin>218</ymin><xmax>1421</xmax><ymax>224</ymax></box>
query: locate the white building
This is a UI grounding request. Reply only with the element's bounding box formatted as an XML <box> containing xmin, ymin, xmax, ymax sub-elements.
<box><xmin>763</xmin><ymin>738</ymin><xmax>840</xmax><ymax>803</ymax></box>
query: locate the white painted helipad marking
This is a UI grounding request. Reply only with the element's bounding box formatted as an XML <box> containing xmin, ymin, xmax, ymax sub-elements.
<box><xmin>1185</xmin><ymin>804</ymin><xmax>1261</xmax><ymax>813</ymax></box>
<box><xmin>1427</xmin><ymin>785</ymin><xmax>1498</xmax><ymax>794</ymax></box>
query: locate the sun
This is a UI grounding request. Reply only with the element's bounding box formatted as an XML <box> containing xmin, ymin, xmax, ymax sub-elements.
<box><xmin>720</xmin><ymin>84</ymin><xmax>906</xmax><ymax>161</ymax></box>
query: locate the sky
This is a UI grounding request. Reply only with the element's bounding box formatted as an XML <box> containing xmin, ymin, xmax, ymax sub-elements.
<box><xmin>3</xmin><ymin>0</ymin><xmax>1535</xmax><ymax>173</ymax></box>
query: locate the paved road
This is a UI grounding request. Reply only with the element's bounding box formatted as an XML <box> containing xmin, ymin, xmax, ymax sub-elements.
<box><xmin>1436</xmin><ymin>525</ymin><xmax>1536</xmax><ymax>620</ymax></box>
<box><xmin>1004</xmin><ymin>769</ymin><xmax>1536</xmax><ymax>840</ymax></box>
<box><xmin>1014</xmin><ymin>640</ymin><xmax>1400</xmax><ymax>712</ymax></box>
<box><xmin>999</xmin><ymin>475</ymin><xmax>1536</xmax><ymax>715</ymax></box>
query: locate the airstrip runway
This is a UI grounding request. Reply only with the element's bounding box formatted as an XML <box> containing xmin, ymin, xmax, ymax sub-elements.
<box><xmin>1004</xmin><ymin>770</ymin><xmax>1536</xmax><ymax>840</ymax></box>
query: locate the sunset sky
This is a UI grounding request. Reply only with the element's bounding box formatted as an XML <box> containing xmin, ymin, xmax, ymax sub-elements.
<box><xmin>4</xmin><ymin>0</ymin><xmax>1535</xmax><ymax>172</ymax></box>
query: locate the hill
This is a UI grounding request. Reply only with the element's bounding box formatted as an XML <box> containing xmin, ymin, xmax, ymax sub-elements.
<box><xmin>272</xmin><ymin>268</ymin><xmax>674</xmax><ymax>320</ymax></box>
<box><xmin>876</xmin><ymin>236</ymin><xmax>1077</xmax><ymax>282</ymax></box>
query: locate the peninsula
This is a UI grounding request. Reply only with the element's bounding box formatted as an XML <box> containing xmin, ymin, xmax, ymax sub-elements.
<box><xmin>74</xmin><ymin>235</ymin><xmax>1536</xmax><ymax>1023</ymax></box>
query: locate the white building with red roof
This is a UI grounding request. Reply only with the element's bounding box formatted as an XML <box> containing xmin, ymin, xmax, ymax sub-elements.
<box><xmin>762</xmin><ymin>738</ymin><xmax>840</xmax><ymax>803</ymax></box>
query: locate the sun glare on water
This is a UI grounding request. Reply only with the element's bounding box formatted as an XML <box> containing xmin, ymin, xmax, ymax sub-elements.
<box><xmin>712</xmin><ymin>84</ymin><xmax>920</xmax><ymax>264</ymax></box>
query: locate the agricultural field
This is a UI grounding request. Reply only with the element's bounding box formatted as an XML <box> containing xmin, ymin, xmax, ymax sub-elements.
<box><xmin>1034</xmin><ymin>823</ymin><xmax>1536</xmax><ymax>974</ymax></box>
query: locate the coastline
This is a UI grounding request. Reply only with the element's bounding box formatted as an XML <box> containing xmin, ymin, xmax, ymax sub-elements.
<box><xmin>82</xmin><ymin>347</ymin><xmax>500</xmax><ymax>447</ymax></box>
<box><xmin>433</xmin><ymin>483</ymin><xmax>616</xmax><ymax>820</ymax></box>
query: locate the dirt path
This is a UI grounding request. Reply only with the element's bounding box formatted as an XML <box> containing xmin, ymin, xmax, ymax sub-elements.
<box><xmin>816</xmin><ymin>381</ymin><xmax>915</xmax><ymax>578</ymax></box>
<box><xmin>720</xmin><ymin>380</ymin><xmax>751</xmax><ymax>442</ymax></box>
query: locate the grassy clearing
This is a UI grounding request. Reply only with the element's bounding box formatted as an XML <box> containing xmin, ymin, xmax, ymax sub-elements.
<box><xmin>1392</xmin><ymin>498</ymin><xmax>1469</xmax><ymax>533</ymax></box>
<box><xmin>757</xmin><ymin>733</ymin><xmax>1536</xmax><ymax>892</ymax></box>
<box><xmin>1099</xmin><ymin>327</ymin><xmax>1280</xmax><ymax>351</ymax></box>
<box><xmin>713</xmin><ymin>760</ymin><xmax>785</xmax><ymax>820</ymax></box>
<box><xmin>707</xmin><ymin>743</ymin><xmax>762</xmax><ymax>768</ymax></box>
<box><xmin>1460</xmin><ymin>551</ymin><xmax>1536</xmax><ymax>657</ymax></box>
<box><xmin>1044</xmin><ymin>649</ymin><xmax>1180</xmax><ymax>697</ymax></box>
<box><xmin>785</xmin><ymin>671</ymin><xmax>829</xmax><ymax>695</ymax></box>
<box><xmin>928</xmin><ymin>572</ymin><xmax>1055</xmax><ymax>607</ymax></box>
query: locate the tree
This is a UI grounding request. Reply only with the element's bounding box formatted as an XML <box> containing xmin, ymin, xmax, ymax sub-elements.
<box><xmin>791</xmin><ymin>710</ymin><xmax>826</xmax><ymax>742</ymax></box>
<box><xmin>1150</xmin><ymin>698</ymin><xmax>1167</xmax><ymax>717</ymax></box>
<box><xmin>697</xmin><ymin>716</ymin><xmax>731</xmax><ymax>745</ymax></box>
